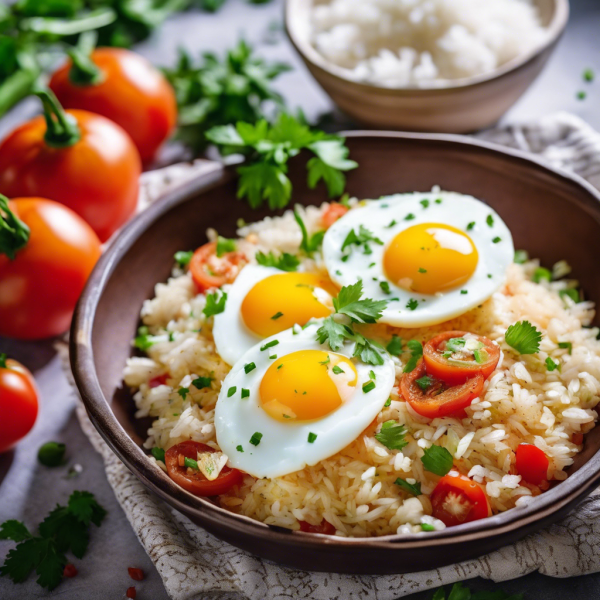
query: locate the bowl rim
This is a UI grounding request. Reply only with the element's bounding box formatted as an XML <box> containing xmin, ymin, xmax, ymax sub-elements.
<box><xmin>71</xmin><ymin>130</ymin><xmax>600</xmax><ymax>555</ymax></box>
<box><xmin>284</xmin><ymin>0</ymin><xmax>570</xmax><ymax>94</ymax></box>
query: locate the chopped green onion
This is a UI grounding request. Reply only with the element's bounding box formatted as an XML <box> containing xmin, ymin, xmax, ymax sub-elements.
<box><xmin>192</xmin><ymin>376</ymin><xmax>212</xmax><ymax>389</ymax></box>
<box><xmin>533</xmin><ymin>267</ymin><xmax>552</xmax><ymax>283</ymax></box>
<box><xmin>307</xmin><ymin>432</ymin><xmax>317</xmax><ymax>443</ymax></box>
<box><xmin>492</xmin><ymin>236</ymin><xmax>502</xmax><ymax>244</ymax></box>
<box><xmin>260</xmin><ymin>340</ymin><xmax>279</xmax><ymax>351</ymax></box>
<box><xmin>420</xmin><ymin>199</ymin><xmax>429</xmax><ymax>208</ymax></box>
<box><xmin>332</xmin><ymin>365</ymin><xmax>344</xmax><ymax>375</ymax></box>
<box><xmin>560</xmin><ymin>288</ymin><xmax>579</xmax><ymax>303</ymax></box>
<box><xmin>174</xmin><ymin>250</ymin><xmax>193</xmax><ymax>268</ymax></box>
<box><xmin>184</xmin><ymin>457</ymin><xmax>199</xmax><ymax>470</ymax></box>
<box><xmin>558</xmin><ymin>341</ymin><xmax>572</xmax><ymax>355</ymax></box>
<box><xmin>394</xmin><ymin>477</ymin><xmax>421</xmax><ymax>496</ymax></box>
<box><xmin>362</xmin><ymin>381</ymin><xmax>376</xmax><ymax>393</ymax></box>
<box><xmin>216</xmin><ymin>236</ymin><xmax>236</xmax><ymax>257</ymax></box>
<box><xmin>151</xmin><ymin>447</ymin><xmax>165</xmax><ymax>462</ymax></box>
<box><xmin>420</xmin><ymin>523</ymin><xmax>436</xmax><ymax>532</ymax></box>
<box><xmin>271</xmin><ymin>312</ymin><xmax>284</xmax><ymax>320</ymax></box>
<box><xmin>236</xmin><ymin>445</ymin><xmax>244</xmax><ymax>452</ymax></box>
<box><xmin>227</xmin><ymin>386</ymin><xmax>237</xmax><ymax>397</ymax></box>
<box><xmin>405</xmin><ymin>213</ymin><xmax>415</xmax><ymax>221</ymax></box>
<box><xmin>384</xmin><ymin>397</ymin><xmax>392</xmax><ymax>407</ymax></box>
<box><xmin>486</xmin><ymin>214</ymin><xmax>494</xmax><ymax>227</ymax></box>
<box><xmin>466</xmin><ymin>222</ymin><xmax>475</xmax><ymax>231</ymax></box>
<box><xmin>514</xmin><ymin>250</ymin><xmax>529</xmax><ymax>264</ymax></box>
<box><xmin>249</xmin><ymin>432</ymin><xmax>263</xmax><ymax>446</ymax></box>
<box><xmin>416</xmin><ymin>376</ymin><xmax>433</xmax><ymax>391</ymax></box>
<box><xmin>244</xmin><ymin>362</ymin><xmax>256</xmax><ymax>374</ymax></box>
<box><xmin>545</xmin><ymin>356</ymin><xmax>560</xmax><ymax>372</ymax></box>
<box><xmin>241</xmin><ymin>388</ymin><xmax>250</xmax><ymax>398</ymax></box>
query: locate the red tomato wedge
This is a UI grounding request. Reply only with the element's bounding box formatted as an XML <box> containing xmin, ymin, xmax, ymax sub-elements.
<box><xmin>431</xmin><ymin>473</ymin><xmax>490</xmax><ymax>527</ymax></box>
<box><xmin>322</xmin><ymin>203</ymin><xmax>348</xmax><ymax>228</ymax></box>
<box><xmin>165</xmin><ymin>441</ymin><xmax>243</xmax><ymax>496</ymax></box>
<box><xmin>189</xmin><ymin>241</ymin><xmax>247</xmax><ymax>291</ymax></box>
<box><xmin>423</xmin><ymin>331</ymin><xmax>500</xmax><ymax>385</ymax></box>
<box><xmin>298</xmin><ymin>519</ymin><xmax>336</xmax><ymax>535</ymax></box>
<box><xmin>400</xmin><ymin>360</ymin><xmax>483</xmax><ymax>419</ymax></box>
<box><xmin>515</xmin><ymin>444</ymin><xmax>549</xmax><ymax>485</ymax></box>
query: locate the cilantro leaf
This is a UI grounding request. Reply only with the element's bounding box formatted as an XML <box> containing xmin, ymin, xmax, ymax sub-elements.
<box><xmin>545</xmin><ymin>356</ymin><xmax>560</xmax><ymax>372</ymax></box>
<box><xmin>386</xmin><ymin>334</ymin><xmax>402</xmax><ymax>356</ymax></box>
<box><xmin>505</xmin><ymin>321</ymin><xmax>542</xmax><ymax>354</ymax></box>
<box><xmin>403</xmin><ymin>340</ymin><xmax>423</xmax><ymax>373</ymax></box>
<box><xmin>341</xmin><ymin>225</ymin><xmax>384</xmax><ymax>253</ymax></box>
<box><xmin>192</xmin><ymin>376</ymin><xmax>212</xmax><ymax>389</ymax></box>
<box><xmin>203</xmin><ymin>290</ymin><xmax>227</xmax><ymax>318</ymax></box>
<box><xmin>353</xmin><ymin>335</ymin><xmax>385</xmax><ymax>366</ymax></box>
<box><xmin>394</xmin><ymin>478</ymin><xmax>422</xmax><ymax>496</ymax></box>
<box><xmin>67</xmin><ymin>491</ymin><xmax>107</xmax><ymax>528</ymax></box>
<box><xmin>375</xmin><ymin>423</ymin><xmax>408</xmax><ymax>450</ymax></box>
<box><xmin>307</xmin><ymin>157</ymin><xmax>347</xmax><ymax>197</ymax></box>
<box><xmin>421</xmin><ymin>445</ymin><xmax>453</xmax><ymax>476</ymax></box>
<box><xmin>1</xmin><ymin>538</ymin><xmax>47</xmax><ymax>584</ymax></box>
<box><xmin>0</xmin><ymin>520</ymin><xmax>31</xmax><ymax>542</ymax></box>
<box><xmin>316</xmin><ymin>316</ymin><xmax>348</xmax><ymax>352</ymax></box>
<box><xmin>333</xmin><ymin>280</ymin><xmax>387</xmax><ymax>323</ymax></box>
<box><xmin>237</xmin><ymin>162</ymin><xmax>292</xmax><ymax>210</ymax></box>
<box><xmin>133</xmin><ymin>326</ymin><xmax>162</xmax><ymax>351</ymax></box>
<box><xmin>293</xmin><ymin>208</ymin><xmax>325</xmax><ymax>256</ymax></box>
<box><xmin>255</xmin><ymin>250</ymin><xmax>299</xmax><ymax>272</ymax></box>
<box><xmin>35</xmin><ymin>539</ymin><xmax>65</xmax><ymax>591</ymax></box>
<box><xmin>447</xmin><ymin>582</ymin><xmax>471</xmax><ymax>600</ymax></box>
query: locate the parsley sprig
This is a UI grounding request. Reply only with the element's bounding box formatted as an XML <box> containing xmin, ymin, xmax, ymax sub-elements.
<box><xmin>375</xmin><ymin>422</ymin><xmax>408</xmax><ymax>450</ymax></box>
<box><xmin>203</xmin><ymin>290</ymin><xmax>227</xmax><ymax>318</ymax></box>
<box><xmin>505</xmin><ymin>321</ymin><xmax>542</xmax><ymax>355</ymax></box>
<box><xmin>0</xmin><ymin>491</ymin><xmax>106</xmax><ymax>591</ymax></box>
<box><xmin>255</xmin><ymin>250</ymin><xmax>299</xmax><ymax>272</ymax></box>
<box><xmin>315</xmin><ymin>281</ymin><xmax>387</xmax><ymax>366</ymax></box>
<box><xmin>164</xmin><ymin>40</ymin><xmax>291</xmax><ymax>154</ymax></box>
<box><xmin>206</xmin><ymin>113</ymin><xmax>357</xmax><ymax>210</ymax></box>
<box><xmin>421</xmin><ymin>445</ymin><xmax>454</xmax><ymax>476</ymax></box>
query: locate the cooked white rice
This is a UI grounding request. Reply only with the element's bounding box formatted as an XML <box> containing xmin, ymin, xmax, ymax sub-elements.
<box><xmin>310</xmin><ymin>0</ymin><xmax>549</xmax><ymax>87</ymax></box>
<box><xmin>123</xmin><ymin>199</ymin><xmax>600</xmax><ymax>537</ymax></box>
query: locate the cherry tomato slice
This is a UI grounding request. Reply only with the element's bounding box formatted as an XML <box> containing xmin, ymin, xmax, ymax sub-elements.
<box><xmin>0</xmin><ymin>357</ymin><xmax>39</xmax><ymax>453</ymax></box>
<box><xmin>423</xmin><ymin>331</ymin><xmax>500</xmax><ymax>386</ymax></box>
<box><xmin>189</xmin><ymin>242</ymin><xmax>247</xmax><ymax>292</ymax></box>
<box><xmin>401</xmin><ymin>360</ymin><xmax>483</xmax><ymax>419</ymax></box>
<box><xmin>322</xmin><ymin>203</ymin><xmax>348</xmax><ymax>228</ymax></box>
<box><xmin>165</xmin><ymin>441</ymin><xmax>243</xmax><ymax>496</ymax></box>
<box><xmin>431</xmin><ymin>473</ymin><xmax>490</xmax><ymax>527</ymax></box>
<box><xmin>515</xmin><ymin>444</ymin><xmax>549</xmax><ymax>485</ymax></box>
<box><xmin>298</xmin><ymin>519</ymin><xmax>336</xmax><ymax>535</ymax></box>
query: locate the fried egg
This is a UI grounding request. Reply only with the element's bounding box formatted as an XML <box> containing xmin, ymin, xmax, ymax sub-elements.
<box><xmin>322</xmin><ymin>191</ymin><xmax>514</xmax><ymax>327</ymax></box>
<box><xmin>212</xmin><ymin>265</ymin><xmax>338</xmax><ymax>365</ymax></box>
<box><xmin>214</xmin><ymin>322</ymin><xmax>395</xmax><ymax>479</ymax></box>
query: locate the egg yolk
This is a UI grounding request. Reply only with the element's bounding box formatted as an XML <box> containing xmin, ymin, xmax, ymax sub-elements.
<box><xmin>259</xmin><ymin>350</ymin><xmax>358</xmax><ymax>422</ymax></box>
<box><xmin>241</xmin><ymin>273</ymin><xmax>338</xmax><ymax>337</ymax></box>
<box><xmin>383</xmin><ymin>223</ymin><xmax>478</xmax><ymax>295</ymax></box>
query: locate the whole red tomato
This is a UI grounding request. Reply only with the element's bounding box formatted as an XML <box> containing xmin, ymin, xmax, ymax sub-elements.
<box><xmin>0</xmin><ymin>355</ymin><xmax>39</xmax><ymax>453</ymax></box>
<box><xmin>0</xmin><ymin>197</ymin><xmax>101</xmax><ymax>339</ymax></box>
<box><xmin>49</xmin><ymin>47</ymin><xmax>177</xmax><ymax>163</ymax></box>
<box><xmin>0</xmin><ymin>90</ymin><xmax>140</xmax><ymax>242</ymax></box>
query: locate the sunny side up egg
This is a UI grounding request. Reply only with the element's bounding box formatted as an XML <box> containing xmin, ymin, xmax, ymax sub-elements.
<box><xmin>322</xmin><ymin>191</ymin><xmax>514</xmax><ymax>327</ymax></box>
<box><xmin>214</xmin><ymin>322</ymin><xmax>396</xmax><ymax>479</ymax></box>
<box><xmin>212</xmin><ymin>265</ymin><xmax>338</xmax><ymax>366</ymax></box>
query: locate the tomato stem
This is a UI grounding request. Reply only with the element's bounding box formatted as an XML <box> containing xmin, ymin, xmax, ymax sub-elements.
<box><xmin>0</xmin><ymin>195</ymin><xmax>30</xmax><ymax>260</ymax></box>
<box><xmin>0</xmin><ymin>353</ymin><xmax>7</xmax><ymax>369</ymax></box>
<box><xmin>33</xmin><ymin>88</ymin><xmax>81</xmax><ymax>148</ymax></box>
<box><xmin>68</xmin><ymin>32</ymin><xmax>104</xmax><ymax>87</ymax></box>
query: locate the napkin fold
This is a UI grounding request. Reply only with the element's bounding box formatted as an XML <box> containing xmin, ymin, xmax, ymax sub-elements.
<box><xmin>66</xmin><ymin>112</ymin><xmax>600</xmax><ymax>600</ymax></box>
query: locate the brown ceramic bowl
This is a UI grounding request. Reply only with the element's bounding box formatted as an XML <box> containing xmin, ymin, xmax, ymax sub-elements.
<box><xmin>285</xmin><ymin>0</ymin><xmax>569</xmax><ymax>133</ymax></box>
<box><xmin>71</xmin><ymin>132</ymin><xmax>600</xmax><ymax>574</ymax></box>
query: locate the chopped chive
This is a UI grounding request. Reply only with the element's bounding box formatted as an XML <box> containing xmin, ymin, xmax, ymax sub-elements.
<box><xmin>269</xmin><ymin>354</ymin><xmax>277</xmax><ymax>359</ymax></box>
<box><xmin>380</xmin><ymin>281</ymin><xmax>391</xmax><ymax>294</ymax></box>
<box><xmin>460</xmin><ymin>290</ymin><xmax>467</xmax><ymax>295</ymax></box>
<box><xmin>577</xmin><ymin>91</ymin><xmax>587</xmax><ymax>100</ymax></box>
<box><xmin>418</xmin><ymin>267</ymin><xmax>427</xmax><ymax>273</ymax></box>
<box><xmin>558</xmin><ymin>341</ymin><xmax>572</xmax><ymax>355</ymax></box>
<box><xmin>486</xmin><ymin>214</ymin><xmax>494</xmax><ymax>227</ymax></box>
<box><xmin>332</xmin><ymin>365</ymin><xmax>344</xmax><ymax>375</ymax></box>
<box><xmin>384</xmin><ymin>397</ymin><xmax>392</xmax><ymax>407</ymax></box>
<box><xmin>487</xmin><ymin>274</ymin><xmax>493</xmax><ymax>279</ymax></box>
<box><xmin>336</xmin><ymin>270</ymin><xmax>342</xmax><ymax>276</ymax></box>
<box><xmin>492</xmin><ymin>236</ymin><xmax>502</xmax><ymax>244</ymax></box>
<box><xmin>533</xmin><ymin>267</ymin><xmax>552</xmax><ymax>283</ymax></box>
<box><xmin>466</xmin><ymin>221</ymin><xmax>475</xmax><ymax>231</ymax></box>
<box><xmin>227</xmin><ymin>386</ymin><xmax>236</xmax><ymax>397</ymax></box>
<box><xmin>178</xmin><ymin>387</ymin><xmax>189</xmax><ymax>400</ymax></box>
<box><xmin>184</xmin><ymin>457</ymin><xmax>199</xmax><ymax>470</ymax></box>
<box><xmin>271</xmin><ymin>312</ymin><xmax>284</xmax><ymax>320</ymax></box>
<box><xmin>249</xmin><ymin>432</ymin><xmax>263</xmax><ymax>446</ymax></box>
<box><xmin>406</xmin><ymin>298</ymin><xmax>418</xmax><ymax>311</ymax></box>
<box><xmin>435</xmin><ymin>198</ymin><xmax>442</xmax><ymax>204</ymax></box>
<box><xmin>514</xmin><ymin>249</ymin><xmax>529</xmax><ymax>264</ymax></box>
<box><xmin>583</xmin><ymin>68</ymin><xmax>594</xmax><ymax>82</ymax></box>
<box><xmin>341</xmin><ymin>255</ymin><xmax>350</xmax><ymax>262</ymax></box>
<box><xmin>405</xmin><ymin>213</ymin><xmax>415</xmax><ymax>221</ymax></box>
<box><xmin>260</xmin><ymin>339</ymin><xmax>280</xmax><ymax>351</ymax></box>
<box><xmin>307</xmin><ymin>432</ymin><xmax>317</xmax><ymax>443</ymax></box>
<box><xmin>420</xmin><ymin>199</ymin><xmax>429</xmax><ymax>209</ymax></box>
<box><xmin>192</xmin><ymin>376</ymin><xmax>212</xmax><ymax>390</ymax></box>
<box><xmin>545</xmin><ymin>356</ymin><xmax>561</xmax><ymax>372</ymax></box>
<box><xmin>368</xmin><ymin>262</ymin><xmax>376</xmax><ymax>268</ymax></box>
<box><xmin>386</xmin><ymin>220</ymin><xmax>397</xmax><ymax>228</ymax></box>
<box><xmin>244</xmin><ymin>362</ymin><xmax>256</xmax><ymax>374</ymax></box>
<box><xmin>277</xmin><ymin>364</ymin><xmax>283</xmax><ymax>370</ymax></box>
<box><xmin>241</xmin><ymin>388</ymin><xmax>250</xmax><ymax>398</ymax></box>
<box><xmin>363</xmin><ymin>381</ymin><xmax>376</xmax><ymax>393</ymax></box>
<box><xmin>236</xmin><ymin>445</ymin><xmax>244</xmax><ymax>452</ymax></box>
<box><xmin>151</xmin><ymin>447</ymin><xmax>165</xmax><ymax>462</ymax></box>
<box><xmin>421</xmin><ymin>523</ymin><xmax>436</xmax><ymax>532</ymax></box>
<box><xmin>369</xmin><ymin>370</ymin><xmax>376</xmax><ymax>380</ymax></box>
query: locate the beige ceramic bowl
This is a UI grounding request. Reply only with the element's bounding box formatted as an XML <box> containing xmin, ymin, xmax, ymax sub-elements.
<box><xmin>285</xmin><ymin>0</ymin><xmax>569</xmax><ymax>133</ymax></box>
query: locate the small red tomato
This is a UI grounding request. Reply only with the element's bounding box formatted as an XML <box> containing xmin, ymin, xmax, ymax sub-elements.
<box><xmin>0</xmin><ymin>197</ymin><xmax>101</xmax><ymax>339</ymax></box>
<box><xmin>515</xmin><ymin>444</ymin><xmax>549</xmax><ymax>485</ymax></box>
<box><xmin>0</xmin><ymin>89</ymin><xmax>140</xmax><ymax>242</ymax></box>
<box><xmin>126</xmin><ymin>587</ymin><xmax>137</xmax><ymax>599</ymax></box>
<box><xmin>50</xmin><ymin>47</ymin><xmax>177</xmax><ymax>163</ymax></box>
<box><xmin>322</xmin><ymin>203</ymin><xmax>348</xmax><ymax>228</ymax></box>
<box><xmin>63</xmin><ymin>563</ymin><xmax>78</xmax><ymax>578</ymax></box>
<box><xmin>431</xmin><ymin>473</ymin><xmax>490</xmax><ymax>527</ymax></box>
<box><xmin>128</xmin><ymin>567</ymin><xmax>144</xmax><ymax>581</ymax></box>
<box><xmin>298</xmin><ymin>520</ymin><xmax>336</xmax><ymax>535</ymax></box>
<box><xmin>189</xmin><ymin>242</ymin><xmax>247</xmax><ymax>291</ymax></box>
<box><xmin>0</xmin><ymin>355</ymin><xmax>39</xmax><ymax>454</ymax></box>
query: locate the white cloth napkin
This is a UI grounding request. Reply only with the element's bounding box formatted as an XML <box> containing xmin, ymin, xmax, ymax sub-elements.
<box><xmin>66</xmin><ymin>112</ymin><xmax>600</xmax><ymax>600</ymax></box>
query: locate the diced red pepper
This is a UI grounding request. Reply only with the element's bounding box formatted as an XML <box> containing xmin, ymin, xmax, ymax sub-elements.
<box><xmin>128</xmin><ymin>567</ymin><xmax>144</xmax><ymax>581</ymax></box>
<box><xmin>126</xmin><ymin>587</ymin><xmax>137</xmax><ymax>599</ymax></box>
<box><xmin>63</xmin><ymin>563</ymin><xmax>78</xmax><ymax>578</ymax></box>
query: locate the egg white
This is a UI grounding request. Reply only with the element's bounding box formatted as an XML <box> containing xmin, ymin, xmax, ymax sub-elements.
<box><xmin>214</xmin><ymin>322</ymin><xmax>396</xmax><ymax>479</ymax></box>
<box><xmin>322</xmin><ymin>191</ymin><xmax>514</xmax><ymax>327</ymax></box>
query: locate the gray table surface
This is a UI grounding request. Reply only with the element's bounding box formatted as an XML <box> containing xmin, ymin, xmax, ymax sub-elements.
<box><xmin>1</xmin><ymin>1</ymin><xmax>599</xmax><ymax>599</ymax></box>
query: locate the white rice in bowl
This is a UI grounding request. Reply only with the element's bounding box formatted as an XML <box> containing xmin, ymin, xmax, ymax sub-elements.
<box><xmin>123</xmin><ymin>200</ymin><xmax>600</xmax><ymax>537</ymax></box>
<box><xmin>309</xmin><ymin>0</ymin><xmax>549</xmax><ymax>87</ymax></box>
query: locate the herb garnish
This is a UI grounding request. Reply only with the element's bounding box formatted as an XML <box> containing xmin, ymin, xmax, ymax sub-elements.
<box><xmin>307</xmin><ymin>432</ymin><xmax>317</xmax><ymax>443</ymax></box>
<box><xmin>394</xmin><ymin>478</ymin><xmax>422</xmax><ymax>496</ymax></box>
<box><xmin>421</xmin><ymin>445</ymin><xmax>453</xmax><ymax>476</ymax></box>
<box><xmin>293</xmin><ymin>208</ymin><xmax>325</xmax><ymax>257</ymax></box>
<box><xmin>341</xmin><ymin>225</ymin><xmax>384</xmax><ymax>253</ymax></box>
<box><xmin>193</xmin><ymin>376</ymin><xmax>212</xmax><ymax>390</ymax></box>
<box><xmin>203</xmin><ymin>290</ymin><xmax>227</xmax><ymax>318</ymax></box>
<box><xmin>545</xmin><ymin>357</ymin><xmax>560</xmax><ymax>372</ymax></box>
<box><xmin>216</xmin><ymin>236</ymin><xmax>236</xmax><ymax>257</ymax></box>
<box><xmin>505</xmin><ymin>321</ymin><xmax>542</xmax><ymax>355</ymax></box>
<box><xmin>260</xmin><ymin>340</ymin><xmax>279</xmax><ymax>351</ymax></box>
<box><xmin>386</xmin><ymin>335</ymin><xmax>402</xmax><ymax>356</ymax></box>
<box><xmin>375</xmin><ymin>423</ymin><xmax>408</xmax><ymax>450</ymax></box>
<box><xmin>151</xmin><ymin>447</ymin><xmax>165</xmax><ymax>462</ymax></box>
<box><xmin>249</xmin><ymin>432</ymin><xmax>263</xmax><ymax>446</ymax></box>
<box><xmin>255</xmin><ymin>250</ymin><xmax>299</xmax><ymax>272</ymax></box>
<box><xmin>403</xmin><ymin>340</ymin><xmax>423</xmax><ymax>373</ymax></box>
<box><xmin>174</xmin><ymin>250</ymin><xmax>193</xmax><ymax>268</ymax></box>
